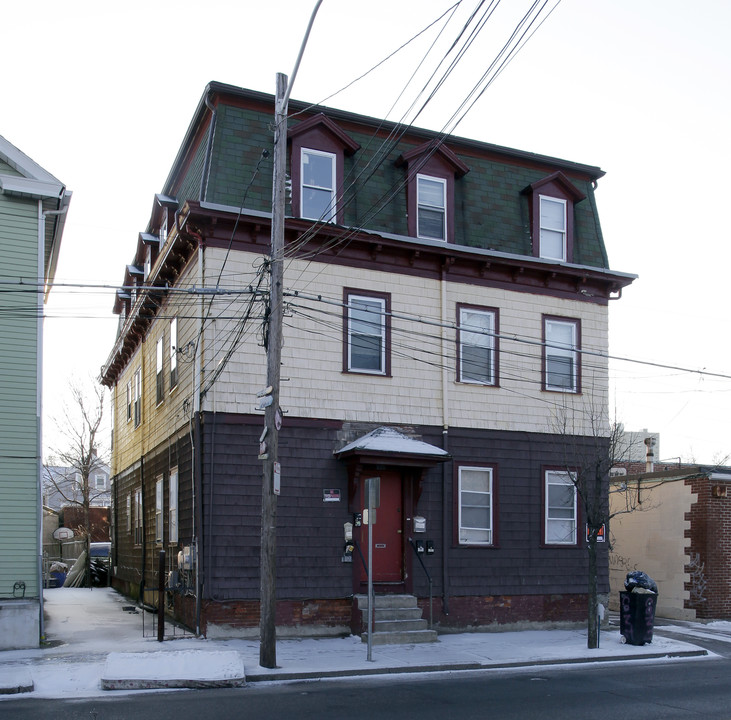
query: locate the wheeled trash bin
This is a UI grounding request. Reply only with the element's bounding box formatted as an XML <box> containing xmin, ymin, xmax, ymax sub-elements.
<box><xmin>619</xmin><ymin>590</ymin><xmax>657</xmax><ymax>645</ymax></box>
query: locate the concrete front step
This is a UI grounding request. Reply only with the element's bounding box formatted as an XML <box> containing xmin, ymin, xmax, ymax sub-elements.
<box><xmin>355</xmin><ymin>594</ymin><xmax>437</xmax><ymax>645</ymax></box>
<box><xmin>355</xmin><ymin>594</ymin><xmax>419</xmax><ymax>610</ymax></box>
<box><xmin>373</xmin><ymin>618</ymin><xmax>429</xmax><ymax>633</ymax></box>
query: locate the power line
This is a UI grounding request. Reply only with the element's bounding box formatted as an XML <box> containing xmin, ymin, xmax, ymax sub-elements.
<box><xmin>284</xmin><ymin>290</ymin><xmax>731</xmax><ymax>382</ymax></box>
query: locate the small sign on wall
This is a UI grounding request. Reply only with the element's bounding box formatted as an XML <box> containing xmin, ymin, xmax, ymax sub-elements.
<box><xmin>323</xmin><ymin>488</ymin><xmax>340</xmax><ymax>502</ymax></box>
<box><xmin>586</xmin><ymin>523</ymin><xmax>606</xmax><ymax>542</ymax></box>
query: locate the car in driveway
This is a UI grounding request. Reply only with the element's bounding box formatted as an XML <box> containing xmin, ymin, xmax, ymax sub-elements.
<box><xmin>89</xmin><ymin>542</ymin><xmax>111</xmax><ymax>586</ymax></box>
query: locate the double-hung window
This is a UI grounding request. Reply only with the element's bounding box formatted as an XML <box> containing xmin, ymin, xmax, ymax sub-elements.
<box><xmin>156</xmin><ymin>337</ymin><xmax>164</xmax><ymax>404</ymax></box>
<box><xmin>155</xmin><ymin>477</ymin><xmax>163</xmax><ymax>545</ymax></box>
<box><xmin>134</xmin><ymin>487</ymin><xmax>143</xmax><ymax>545</ymax></box>
<box><xmin>169</xmin><ymin>468</ymin><xmax>179</xmax><ymax>545</ymax></box>
<box><xmin>126</xmin><ymin>493</ymin><xmax>132</xmax><ymax>533</ymax></box>
<box><xmin>126</xmin><ymin>381</ymin><xmax>132</xmax><ymax>422</ymax></box>
<box><xmin>539</xmin><ymin>196</ymin><xmax>567</xmax><ymax>261</ymax></box>
<box><xmin>301</xmin><ymin>148</ymin><xmax>336</xmax><ymax>222</ymax></box>
<box><xmin>133</xmin><ymin>367</ymin><xmax>142</xmax><ymax>427</ymax></box>
<box><xmin>458</xmin><ymin>306</ymin><xmax>497</xmax><ymax>385</ymax></box>
<box><xmin>544</xmin><ymin>470</ymin><xmax>577</xmax><ymax>545</ymax></box>
<box><xmin>544</xmin><ymin>317</ymin><xmax>579</xmax><ymax>393</ymax></box>
<box><xmin>458</xmin><ymin>466</ymin><xmax>494</xmax><ymax>545</ymax></box>
<box><xmin>417</xmin><ymin>174</ymin><xmax>447</xmax><ymax>241</ymax></box>
<box><xmin>95</xmin><ymin>474</ymin><xmax>106</xmax><ymax>490</ymax></box>
<box><xmin>345</xmin><ymin>291</ymin><xmax>389</xmax><ymax>375</ymax></box>
<box><xmin>169</xmin><ymin>318</ymin><xmax>178</xmax><ymax>389</ymax></box>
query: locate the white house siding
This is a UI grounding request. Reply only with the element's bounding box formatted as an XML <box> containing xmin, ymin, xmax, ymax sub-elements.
<box><xmin>200</xmin><ymin>247</ymin><xmax>609</xmax><ymax>437</ymax></box>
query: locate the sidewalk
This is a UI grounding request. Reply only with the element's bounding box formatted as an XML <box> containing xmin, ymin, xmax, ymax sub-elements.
<box><xmin>0</xmin><ymin>588</ymin><xmax>710</xmax><ymax>699</ymax></box>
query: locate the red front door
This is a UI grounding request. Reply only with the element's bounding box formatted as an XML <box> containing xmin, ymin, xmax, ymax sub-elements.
<box><xmin>360</xmin><ymin>470</ymin><xmax>403</xmax><ymax>584</ymax></box>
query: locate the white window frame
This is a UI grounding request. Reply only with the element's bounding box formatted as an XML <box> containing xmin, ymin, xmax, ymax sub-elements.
<box><xmin>347</xmin><ymin>294</ymin><xmax>386</xmax><ymax>375</ymax></box>
<box><xmin>134</xmin><ymin>487</ymin><xmax>143</xmax><ymax>545</ymax></box>
<box><xmin>301</xmin><ymin>148</ymin><xmax>336</xmax><ymax>222</ymax></box>
<box><xmin>155</xmin><ymin>477</ymin><xmax>163</xmax><ymax>545</ymax></box>
<box><xmin>160</xmin><ymin>212</ymin><xmax>168</xmax><ymax>244</ymax></box>
<box><xmin>169</xmin><ymin>467</ymin><xmax>179</xmax><ymax>545</ymax></box>
<box><xmin>458</xmin><ymin>307</ymin><xmax>496</xmax><ymax>385</ymax></box>
<box><xmin>144</xmin><ymin>245</ymin><xmax>152</xmax><ymax>280</ymax></box>
<box><xmin>458</xmin><ymin>466</ymin><xmax>493</xmax><ymax>546</ymax></box>
<box><xmin>416</xmin><ymin>174</ymin><xmax>447</xmax><ymax>241</ymax></box>
<box><xmin>545</xmin><ymin>470</ymin><xmax>577</xmax><ymax>545</ymax></box>
<box><xmin>94</xmin><ymin>474</ymin><xmax>106</xmax><ymax>490</ymax></box>
<box><xmin>133</xmin><ymin>367</ymin><xmax>142</xmax><ymax>427</ymax></box>
<box><xmin>539</xmin><ymin>195</ymin><xmax>567</xmax><ymax>261</ymax></box>
<box><xmin>126</xmin><ymin>493</ymin><xmax>131</xmax><ymax>533</ymax></box>
<box><xmin>169</xmin><ymin>317</ymin><xmax>178</xmax><ymax>389</ymax></box>
<box><xmin>544</xmin><ymin>318</ymin><xmax>578</xmax><ymax>393</ymax></box>
<box><xmin>156</xmin><ymin>336</ymin><xmax>164</xmax><ymax>405</ymax></box>
<box><xmin>126</xmin><ymin>381</ymin><xmax>132</xmax><ymax>423</ymax></box>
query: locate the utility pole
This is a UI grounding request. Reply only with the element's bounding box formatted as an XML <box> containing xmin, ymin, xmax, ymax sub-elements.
<box><xmin>259</xmin><ymin>71</ymin><xmax>287</xmax><ymax>670</ymax></box>
<box><xmin>259</xmin><ymin>0</ymin><xmax>324</xmax><ymax>671</ymax></box>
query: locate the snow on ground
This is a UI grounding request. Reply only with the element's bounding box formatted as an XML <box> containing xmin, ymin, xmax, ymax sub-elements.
<box><xmin>0</xmin><ymin>587</ymin><xmax>710</xmax><ymax>700</ymax></box>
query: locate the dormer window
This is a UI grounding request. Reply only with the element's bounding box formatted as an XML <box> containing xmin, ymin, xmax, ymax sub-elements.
<box><xmin>525</xmin><ymin>172</ymin><xmax>585</xmax><ymax>264</ymax></box>
<box><xmin>417</xmin><ymin>175</ymin><xmax>447</xmax><ymax>241</ymax></box>
<box><xmin>160</xmin><ymin>213</ymin><xmax>168</xmax><ymax>244</ymax></box>
<box><xmin>397</xmin><ymin>141</ymin><xmax>468</xmax><ymax>244</ymax></box>
<box><xmin>155</xmin><ymin>194</ymin><xmax>177</xmax><ymax>247</ymax></box>
<box><xmin>539</xmin><ymin>196</ymin><xmax>567</xmax><ymax>261</ymax></box>
<box><xmin>289</xmin><ymin>113</ymin><xmax>359</xmax><ymax>226</ymax></box>
<box><xmin>301</xmin><ymin>148</ymin><xmax>336</xmax><ymax>222</ymax></box>
<box><xmin>144</xmin><ymin>245</ymin><xmax>152</xmax><ymax>280</ymax></box>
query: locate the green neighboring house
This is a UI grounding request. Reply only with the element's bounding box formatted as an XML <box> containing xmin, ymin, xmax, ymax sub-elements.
<box><xmin>0</xmin><ymin>135</ymin><xmax>70</xmax><ymax>649</ymax></box>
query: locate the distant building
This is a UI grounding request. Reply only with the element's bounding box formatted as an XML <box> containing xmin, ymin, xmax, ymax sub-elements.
<box><xmin>0</xmin><ymin>135</ymin><xmax>71</xmax><ymax>649</ymax></box>
<box><xmin>610</xmin><ymin>461</ymin><xmax>731</xmax><ymax>620</ymax></box>
<box><xmin>43</xmin><ymin>461</ymin><xmax>111</xmax><ymax>512</ymax></box>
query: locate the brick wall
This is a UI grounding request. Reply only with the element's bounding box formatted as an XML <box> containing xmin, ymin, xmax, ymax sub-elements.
<box><xmin>685</xmin><ymin>476</ymin><xmax>731</xmax><ymax>618</ymax></box>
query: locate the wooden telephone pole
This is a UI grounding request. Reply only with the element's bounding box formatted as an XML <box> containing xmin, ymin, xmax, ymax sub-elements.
<box><xmin>259</xmin><ymin>0</ymin><xmax>324</xmax><ymax>670</ymax></box>
<box><xmin>259</xmin><ymin>71</ymin><xmax>287</xmax><ymax>670</ymax></box>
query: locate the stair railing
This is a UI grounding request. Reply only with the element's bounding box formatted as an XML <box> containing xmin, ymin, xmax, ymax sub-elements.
<box><xmin>408</xmin><ymin>537</ymin><xmax>433</xmax><ymax>629</ymax></box>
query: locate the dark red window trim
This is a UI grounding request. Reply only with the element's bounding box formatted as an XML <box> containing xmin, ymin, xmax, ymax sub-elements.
<box><xmin>456</xmin><ymin>302</ymin><xmax>500</xmax><ymax>387</ymax></box>
<box><xmin>524</xmin><ymin>171</ymin><xmax>586</xmax><ymax>264</ymax></box>
<box><xmin>342</xmin><ymin>287</ymin><xmax>392</xmax><ymax>377</ymax></box>
<box><xmin>452</xmin><ymin>462</ymin><xmax>499</xmax><ymax>548</ymax></box>
<box><xmin>540</xmin><ymin>464</ymin><xmax>582</xmax><ymax>548</ymax></box>
<box><xmin>542</xmin><ymin>314</ymin><xmax>581</xmax><ymax>394</ymax></box>
<box><xmin>289</xmin><ymin>113</ymin><xmax>359</xmax><ymax>225</ymax></box>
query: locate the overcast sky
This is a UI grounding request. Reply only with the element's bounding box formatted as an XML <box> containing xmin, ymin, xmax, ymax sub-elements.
<box><xmin>4</xmin><ymin>0</ymin><xmax>729</xmax><ymax>463</ymax></box>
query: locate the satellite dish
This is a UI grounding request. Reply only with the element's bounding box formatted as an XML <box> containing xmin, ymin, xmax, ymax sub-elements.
<box><xmin>53</xmin><ymin>527</ymin><xmax>74</xmax><ymax>540</ymax></box>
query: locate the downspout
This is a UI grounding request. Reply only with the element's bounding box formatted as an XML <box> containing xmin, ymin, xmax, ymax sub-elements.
<box><xmin>440</xmin><ymin>267</ymin><xmax>450</xmax><ymax>616</ymax></box>
<box><xmin>193</xmin><ymin>240</ymin><xmax>205</xmax><ymax>635</ymax></box>
<box><xmin>36</xmin><ymin>198</ymin><xmax>69</xmax><ymax>641</ymax></box>
<box><xmin>199</xmin><ymin>92</ymin><xmax>218</xmax><ymax>202</ymax></box>
<box><xmin>139</xmin><ymin>455</ymin><xmax>146</xmax><ymax>604</ymax></box>
<box><xmin>36</xmin><ymin>199</ymin><xmax>45</xmax><ymax>641</ymax></box>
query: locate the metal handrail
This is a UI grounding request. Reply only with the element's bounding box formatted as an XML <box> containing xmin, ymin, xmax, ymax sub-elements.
<box><xmin>408</xmin><ymin>538</ymin><xmax>433</xmax><ymax>629</ymax></box>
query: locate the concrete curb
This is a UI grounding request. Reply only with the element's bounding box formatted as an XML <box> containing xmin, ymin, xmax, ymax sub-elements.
<box><xmin>100</xmin><ymin>650</ymin><xmax>246</xmax><ymax>691</ymax></box>
<box><xmin>245</xmin><ymin>648</ymin><xmax>709</xmax><ymax>684</ymax></box>
<box><xmin>0</xmin><ymin>646</ymin><xmax>709</xmax><ymax>694</ymax></box>
<box><xmin>0</xmin><ymin>669</ymin><xmax>34</xmax><ymax>696</ymax></box>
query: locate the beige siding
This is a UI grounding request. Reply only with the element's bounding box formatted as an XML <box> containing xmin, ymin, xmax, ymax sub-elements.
<box><xmin>112</xmin><ymin>260</ymin><xmax>200</xmax><ymax>473</ymax></box>
<box><xmin>609</xmin><ymin>478</ymin><xmax>695</xmax><ymax>620</ymax></box>
<box><xmin>199</xmin><ymin>248</ymin><xmax>609</xmax><ymax>437</ymax></box>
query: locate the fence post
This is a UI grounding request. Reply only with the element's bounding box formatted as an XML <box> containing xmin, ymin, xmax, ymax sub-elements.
<box><xmin>157</xmin><ymin>550</ymin><xmax>165</xmax><ymax>642</ymax></box>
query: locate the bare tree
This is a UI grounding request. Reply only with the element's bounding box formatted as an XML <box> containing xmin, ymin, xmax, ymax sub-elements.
<box><xmin>552</xmin><ymin>400</ymin><xmax>651</xmax><ymax>649</ymax></box>
<box><xmin>45</xmin><ymin>381</ymin><xmax>108</xmax><ymax>585</ymax></box>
